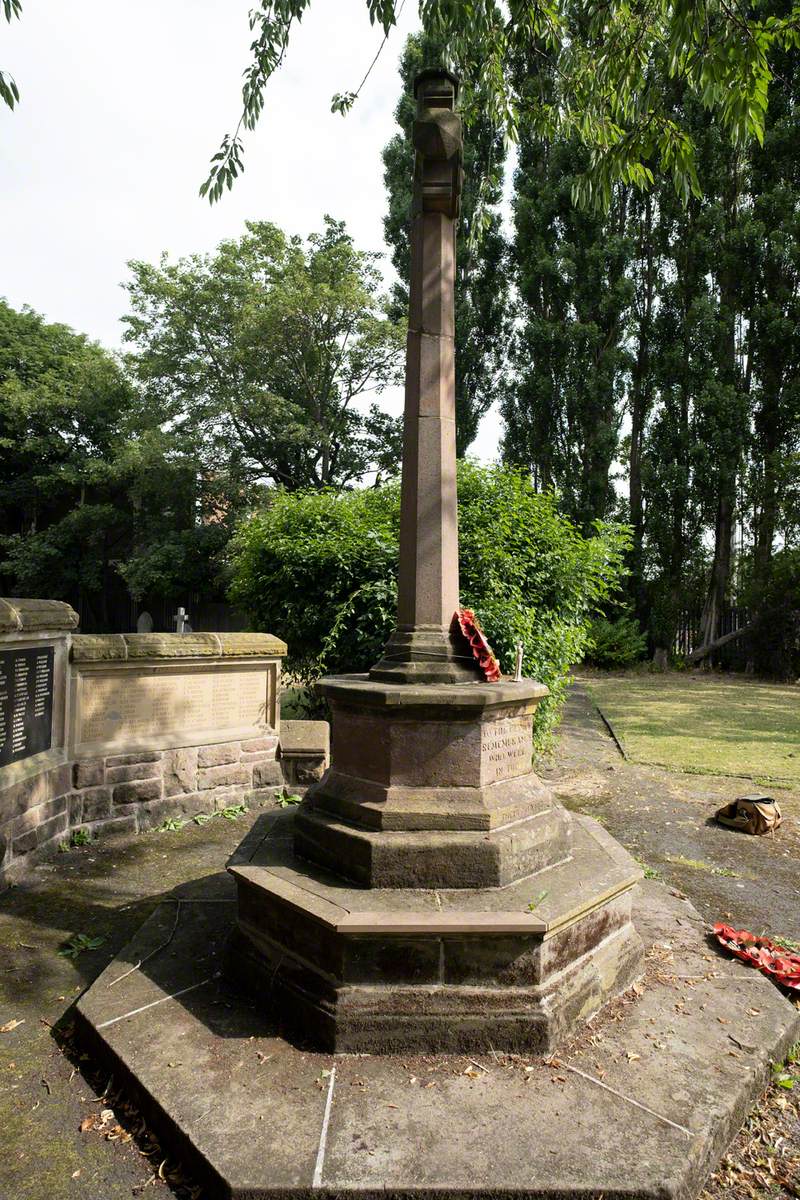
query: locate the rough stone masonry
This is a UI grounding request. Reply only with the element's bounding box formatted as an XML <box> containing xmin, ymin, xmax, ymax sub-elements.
<box><xmin>0</xmin><ymin>599</ymin><xmax>286</xmax><ymax>888</ymax></box>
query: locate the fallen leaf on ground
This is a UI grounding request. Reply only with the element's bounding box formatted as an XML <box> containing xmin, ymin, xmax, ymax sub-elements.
<box><xmin>0</xmin><ymin>1019</ymin><xmax>24</xmax><ymax>1032</ymax></box>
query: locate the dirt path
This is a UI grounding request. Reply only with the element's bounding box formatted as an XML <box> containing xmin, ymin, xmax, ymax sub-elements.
<box><xmin>540</xmin><ymin>681</ymin><xmax>800</xmax><ymax>944</ymax></box>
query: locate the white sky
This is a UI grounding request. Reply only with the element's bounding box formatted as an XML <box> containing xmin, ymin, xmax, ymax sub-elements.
<box><xmin>0</xmin><ymin>0</ymin><xmax>502</xmax><ymax>460</ymax></box>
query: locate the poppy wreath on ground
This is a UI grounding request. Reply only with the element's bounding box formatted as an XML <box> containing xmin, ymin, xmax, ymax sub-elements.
<box><xmin>713</xmin><ymin>922</ymin><xmax>800</xmax><ymax>990</ymax></box>
<box><xmin>454</xmin><ymin>609</ymin><xmax>501</xmax><ymax>682</ymax></box>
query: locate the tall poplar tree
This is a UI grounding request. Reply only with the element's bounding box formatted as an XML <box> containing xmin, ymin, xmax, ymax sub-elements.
<box><xmin>502</xmin><ymin>128</ymin><xmax>633</xmax><ymax>533</ymax></box>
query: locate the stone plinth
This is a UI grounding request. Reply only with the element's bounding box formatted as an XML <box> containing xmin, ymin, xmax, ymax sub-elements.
<box><xmin>294</xmin><ymin>675</ymin><xmax>567</xmax><ymax>889</ymax></box>
<box><xmin>228</xmin><ymin>807</ymin><xmax>642</xmax><ymax>1054</ymax></box>
<box><xmin>227</xmin><ymin>672</ymin><xmax>644</xmax><ymax>1052</ymax></box>
<box><xmin>74</xmin><ymin>880</ymin><xmax>800</xmax><ymax>1199</ymax></box>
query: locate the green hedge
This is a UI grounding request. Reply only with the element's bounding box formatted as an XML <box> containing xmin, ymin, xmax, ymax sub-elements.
<box><xmin>584</xmin><ymin>614</ymin><xmax>648</xmax><ymax>668</ymax></box>
<box><xmin>229</xmin><ymin>462</ymin><xmax>630</xmax><ymax>747</ymax></box>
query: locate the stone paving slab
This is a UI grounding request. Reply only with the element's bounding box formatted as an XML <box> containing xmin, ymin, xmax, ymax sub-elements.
<box><xmin>74</xmin><ymin>879</ymin><xmax>800</xmax><ymax>1199</ymax></box>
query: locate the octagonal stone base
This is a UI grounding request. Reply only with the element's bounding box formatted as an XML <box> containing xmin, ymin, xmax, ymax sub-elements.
<box><xmin>74</xmin><ymin>875</ymin><xmax>800</xmax><ymax>1200</ymax></box>
<box><xmin>226</xmin><ymin>808</ymin><xmax>643</xmax><ymax>1054</ymax></box>
<box><xmin>296</xmin><ymin>675</ymin><xmax>570</xmax><ymax>890</ymax></box>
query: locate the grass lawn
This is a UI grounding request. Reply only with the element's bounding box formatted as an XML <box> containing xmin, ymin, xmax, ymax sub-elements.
<box><xmin>583</xmin><ymin>672</ymin><xmax>800</xmax><ymax>786</ymax></box>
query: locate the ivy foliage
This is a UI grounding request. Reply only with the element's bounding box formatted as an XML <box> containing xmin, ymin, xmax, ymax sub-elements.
<box><xmin>229</xmin><ymin>462</ymin><xmax>630</xmax><ymax>745</ymax></box>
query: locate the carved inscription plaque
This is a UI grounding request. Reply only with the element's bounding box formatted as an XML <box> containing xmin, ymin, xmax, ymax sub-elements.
<box><xmin>480</xmin><ymin>716</ymin><xmax>532</xmax><ymax>783</ymax></box>
<box><xmin>0</xmin><ymin>646</ymin><xmax>54</xmax><ymax>767</ymax></box>
<box><xmin>80</xmin><ymin>666</ymin><xmax>271</xmax><ymax>747</ymax></box>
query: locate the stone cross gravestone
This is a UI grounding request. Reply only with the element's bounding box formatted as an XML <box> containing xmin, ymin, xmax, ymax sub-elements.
<box><xmin>173</xmin><ymin>606</ymin><xmax>190</xmax><ymax>634</ymax></box>
<box><xmin>227</xmin><ymin>70</ymin><xmax>643</xmax><ymax>1053</ymax></box>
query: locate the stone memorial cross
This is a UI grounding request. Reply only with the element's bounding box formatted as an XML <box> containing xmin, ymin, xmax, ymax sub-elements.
<box><xmin>225</xmin><ymin>68</ymin><xmax>644</xmax><ymax>1056</ymax></box>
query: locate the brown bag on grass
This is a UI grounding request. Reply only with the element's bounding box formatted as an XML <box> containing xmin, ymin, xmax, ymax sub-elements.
<box><xmin>715</xmin><ymin>795</ymin><xmax>782</xmax><ymax>836</ymax></box>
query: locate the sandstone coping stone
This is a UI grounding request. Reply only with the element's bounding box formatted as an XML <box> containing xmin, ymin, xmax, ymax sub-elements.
<box><xmin>0</xmin><ymin>596</ymin><xmax>78</xmax><ymax>633</ymax></box>
<box><xmin>70</xmin><ymin>632</ymin><xmax>287</xmax><ymax>662</ymax></box>
<box><xmin>278</xmin><ymin>721</ymin><xmax>330</xmax><ymax>756</ymax></box>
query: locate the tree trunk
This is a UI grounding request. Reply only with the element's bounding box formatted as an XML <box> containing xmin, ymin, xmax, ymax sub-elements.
<box><xmin>698</xmin><ymin>489</ymin><xmax>734</xmax><ymax>651</ymax></box>
<box><xmin>628</xmin><ymin>194</ymin><xmax>654</xmax><ymax>621</ymax></box>
<box><xmin>698</xmin><ymin>165</ymin><xmax>744</xmax><ymax>658</ymax></box>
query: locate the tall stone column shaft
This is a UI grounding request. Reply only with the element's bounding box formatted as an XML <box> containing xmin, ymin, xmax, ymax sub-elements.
<box><xmin>371</xmin><ymin>68</ymin><xmax>477</xmax><ymax>684</ymax></box>
<box><xmin>396</xmin><ymin>210</ymin><xmax>459</xmax><ymax>629</ymax></box>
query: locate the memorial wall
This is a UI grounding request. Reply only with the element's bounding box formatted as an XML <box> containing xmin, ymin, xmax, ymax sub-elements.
<box><xmin>0</xmin><ymin>605</ymin><xmax>287</xmax><ymax>889</ymax></box>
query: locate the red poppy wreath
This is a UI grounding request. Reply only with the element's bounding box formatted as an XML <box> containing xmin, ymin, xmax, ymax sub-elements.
<box><xmin>454</xmin><ymin>608</ymin><xmax>501</xmax><ymax>682</ymax></box>
<box><xmin>713</xmin><ymin>922</ymin><xmax>800</xmax><ymax>990</ymax></box>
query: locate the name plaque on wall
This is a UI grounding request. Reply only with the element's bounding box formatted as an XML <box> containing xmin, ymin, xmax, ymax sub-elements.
<box><xmin>78</xmin><ymin>664</ymin><xmax>272</xmax><ymax>749</ymax></box>
<box><xmin>0</xmin><ymin>646</ymin><xmax>55</xmax><ymax>767</ymax></box>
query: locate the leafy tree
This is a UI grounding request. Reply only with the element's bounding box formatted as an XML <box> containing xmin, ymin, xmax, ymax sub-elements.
<box><xmin>382</xmin><ymin>32</ymin><xmax>509</xmax><ymax>454</ymax></box>
<box><xmin>742</xmin><ymin>32</ymin><xmax>800</xmax><ymax>593</ymax></box>
<box><xmin>4</xmin><ymin>2</ymin><xmax>798</xmax><ymax>208</ymax></box>
<box><xmin>638</xmin><ymin>44</ymin><xmax>800</xmax><ymax>661</ymax></box>
<box><xmin>123</xmin><ymin>219</ymin><xmax>404</xmax><ymax>492</ymax></box>
<box><xmin>229</xmin><ymin>461</ymin><xmax>630</xmax><ymax>745</ymax></box>
<box><xmin>0</xmin><ymin>300</ymin><xmax>134</xmax><ymax>613</ymax></box>
<box><xmin>0</xmin><ymin>299</ymin><xmax>233</xmax><ymax>624</ymax></box>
